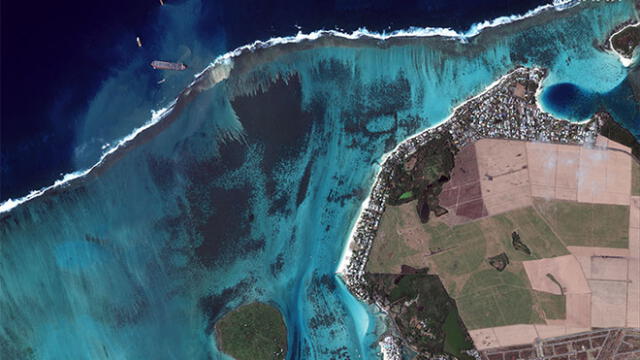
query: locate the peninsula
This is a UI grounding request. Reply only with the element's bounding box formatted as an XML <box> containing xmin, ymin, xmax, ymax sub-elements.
<box><xmin>339</xmin><ymin>65</ymin><xmax>640</xmax><ymax>359</ymax></box>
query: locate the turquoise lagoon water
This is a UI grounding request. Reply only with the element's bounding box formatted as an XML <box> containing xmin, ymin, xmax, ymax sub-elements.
<box><xmin>1</xmin><ymin>2</ymin><xmax>639</xmax><ymax>359</ymax></box>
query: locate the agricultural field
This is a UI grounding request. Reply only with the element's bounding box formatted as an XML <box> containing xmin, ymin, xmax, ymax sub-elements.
<box><xmin>534</xmin><ymin>290</ymin><xmax>565</xmax><ymax>320</ymax></box>
<box><xmin>365</xmin><ymin>137</ymin><xmax>638</xmax><ymax>349</ymax></box>
<box><xmin>422</xmin><ymin>205</ymin><xmax>569</xmax><ymax>298</ymax></box>
<box><xmin>533</xmin><ymin>199</ymin><xmax>629</xmax><ymax>248</ymax></box>
<box><xmin>633</xmin><ymin>160</ymin><xmax>640</xmax><ymax>196</ymax></box>
<box><xmin>455</xmin><ymin>266</ymin><xmax>545</xmax><ymax>330</ymax></box>
<box><xmin>366</xmin><ymin>202</ymin><xmax>428</xmax><ymax>274</ymax></box>
<box><xmin>367</xmin><ymin>201</ymin><xmax>571</xmax><ymax>330</ymax></box>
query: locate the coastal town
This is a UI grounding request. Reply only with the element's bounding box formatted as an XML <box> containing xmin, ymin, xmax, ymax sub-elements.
<box><xmin>481</xmin><ymin>328</ymin><xmax>640</xmax><ymax>360</ymax></box>
<box><xmin>338</xmin><ymin>66</ymin><xmax>608</xmax><ymax>359</ymax></box>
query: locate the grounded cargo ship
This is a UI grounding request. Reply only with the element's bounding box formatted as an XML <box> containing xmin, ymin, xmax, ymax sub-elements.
<box><xmin>150</xmin><ymin>60</ymin><xmax>187</xmax><ymax>70</ymax></box>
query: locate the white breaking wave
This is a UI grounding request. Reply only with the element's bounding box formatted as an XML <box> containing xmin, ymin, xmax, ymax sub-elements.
<box><xmin>194</xmin><ymin>0</ymin><xmax>576</xmax><ymax>78</ymax></box>
<box><xmin>0</xmin><ymin>103</ymin><xmax>176</xmax><ymax>214</ymax></box>
<box><xmin>0</xmin><ymin>1</ymin><xmax>576</xmax><ymax>215</ymax></box>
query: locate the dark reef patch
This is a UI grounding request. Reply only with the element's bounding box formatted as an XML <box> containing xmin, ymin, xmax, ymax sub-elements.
<box><xmin>231</xmin><ymin>74</ymin><xmax>313</xmax><ymax>177</ymax></box>
<box><xmin>147</xmin><ymin>155</ymin><xmax>177</xmax><ymax>192</ymax></box>
<box><xmin>306</xmin><ymin>274</ymin><xmax>345</xmax><ymax>331</ymax></box>
<box><xmin>180</xmin><ymin>159</ymin><xmax>255</xmax><ymax>267</ymax></box>
<box><xmin>0</xmin><ymin>328</ymin><xmax>35</xmax><ymax>360</ymax></box>
<box><xmin>199</xmin><ymin>278</ymin><xmax>255</xmax><ymax>334</ymax></box>
<box><xmin>187</xmin><ymin>185</ymin><xmax>253</xmax><ymax>267</ymax></box>
<box><xmin>231</xmin><ymin>74</ymin><xmax>316</xmax><ymax>217</ymax></box>
<box><xmin>296</xmin><ymin>157</ymin><xmax>314</xmax><ymax>206</ymax></box>
<box><xmin>342</xmin><ymin>75</ymin><xmax>411</xmax><ymax>135</ymax></box>
<box><xmin>216</xmin><ymin>140</ymin><xmax>249</xmax><ymax>173</ymax></box>
<box><xmin>326</xmin><ymin>187</ymin><xmax>364</xmax><ymax>207</ymax></box>
<box><xmin>271</xmin><ymin>253</ymin><xmax>285</xmax><ymax>276</ymax></box>
<box><xmin>176</xmin><ymin>129</ymin><xmax>264</xmax><ymax>268</ymax></box>
<box><xmin>108</xmin><ymin>289</ymin><xmax>150</xmax><ymax>327</ymax></box>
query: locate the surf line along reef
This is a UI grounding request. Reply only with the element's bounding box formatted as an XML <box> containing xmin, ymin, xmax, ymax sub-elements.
<box><xmin>337</xmin><ymin>64</ymin><xmax>635</xmax><ymax>359</ymax></box>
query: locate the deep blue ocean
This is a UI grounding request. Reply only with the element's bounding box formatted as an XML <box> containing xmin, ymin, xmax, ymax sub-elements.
<box><xmin>1</xmin><ymin>0</ymin><xmax>552</xmax><ymax>201</ymax></box>
<box><xmin>1</xmin><ymin>1</ymin><xmax>639</xmax><ymax>359</ymax></box>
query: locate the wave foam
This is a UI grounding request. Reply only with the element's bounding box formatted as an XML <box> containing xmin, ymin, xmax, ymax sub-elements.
<box><xmin>0</xmin><ymin>1</ymin><xmax>576</xmax><ymax>214</ymax></box>
<box><xmin>0</xmin><ymin>103</ymin><xmax>175</xmax><ymax>214</ymax></box>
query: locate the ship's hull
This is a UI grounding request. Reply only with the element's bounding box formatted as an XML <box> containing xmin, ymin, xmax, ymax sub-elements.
<box><xmin>150</xmin><ymin>60</ymin><xmax>187</xmax><ymax>70</ymax></box>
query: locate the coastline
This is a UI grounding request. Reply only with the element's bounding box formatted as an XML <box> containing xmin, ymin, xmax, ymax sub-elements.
<box><xmin>335</xmin><ymin>66</ymin><xmax>526</xmax><ymax>277</ymax></box>
<box><xmin>336</xmin><ymin>65</ymin><xmax>601</xmax><ymax>302</ymax></box>
<box><xmin>214</xmin><ymin>302</ymin><xmax>288</xmax><ymax>360</ymax></box>
<box><xmin>0</xmin><ymin>0</ymin><xmax>577</xmax><ymax>215</ymax></box>
<box><xmin>608</xmin><ymin>22</ymin><xmax>640</xmax><ymax>67</ymax></box>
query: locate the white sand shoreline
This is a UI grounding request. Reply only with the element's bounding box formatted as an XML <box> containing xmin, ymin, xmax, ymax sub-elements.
<box><xmin>608</xmin><ymin>22</ymin><xmax>640</xmax><ymax>67</ymax></box>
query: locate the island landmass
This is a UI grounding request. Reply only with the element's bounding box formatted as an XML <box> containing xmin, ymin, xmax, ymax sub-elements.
<box><xmin>610</xmin><ymin>22</ymin><xmax>640</xmax><ymax>61</ymax></box>
<box><xmin>215</xmin><ymin>302</ymin><xmax>287</xmax><ymax>360</ymax></box>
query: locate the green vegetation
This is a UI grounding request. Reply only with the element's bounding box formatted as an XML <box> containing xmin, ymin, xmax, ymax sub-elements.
<box><xmin>215</xmin><ymin>302</ymin><xmax>287</xmax><ymax>360</ymax></box>
<box><xmin>611</xmin><ymin>24</ymin><xmax>640</xmax><ymax>59</ymax></box>
<box><xmin>367</xmin><ymin>200</ymin><xmax>578</xmax><ymax>332</ymax></box>
<box><xmin>387</xmin><ymin>133</ymin><xmax>457</xmax><ymax>222</ymax></box>
<box><xmin>632</xmin><ymin>160</ymin><xmax>640</xmax><ymax>196</ymax></box>
<box><xmin>424</xmin><ymin>206</ymin><xmax>567</xmax><ymax>279</ymax></box>
<box><xmin>487</xmin><ymin>252</ymin><xmax>509</xmax><ymax>272</ymax></box>
<box><xmin>399</xmin><ymin>205</ymin><xmax>571</xmax><ymax>329</ymax></box>
<box><xmin>511</xmin><ymin>231</ymin><xmax>531</xmax><ymax>256</ymax></box>
<box><xmin>399</xmin><ymin>191</ymin><xmax>414</xmax><ymax>200</ymax></box>
<box><xmin>535</xmin><ymin>291</ymin><xmax>566</xmax><ymax>320</ymax></box>
<box><xmin>488</xmin><ymin>207</ymin><xmax>568</xmax><ymax>260</ymax></box>
<box><xmin>598</xmin><ymin>114</ymin><xmax>640</xmax><ymax>158</ymax></box>
<box><xmin>417</xmin><ymin>205</ymin><xmax>572</xmax><ymax>329</ymax></box>
<box><xmin>546</xmin><ymin>273</ymin><xmax>564</xmax><ymax>295</ymax></box>
<box><xmin>443</xmin><ymin>307</ymin><xmax>474</xmax><ymax>359</ymax></box>
<box><xmin>365</xmin><ymin>270</ymin><xmax>472</xmax><ymax>357</ymax></box>
<box><xmin>533</xmin><ymin>199</ymin><xmax>629</xmax><ymax>248</ymax></box>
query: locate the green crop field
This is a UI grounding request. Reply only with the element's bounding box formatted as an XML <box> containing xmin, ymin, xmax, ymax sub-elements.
<box><xmin>632</xmin><ymin>160</ymin><xmax>640</xmax><ymax>196</ymax></box>
<box><xmin>481</xmin><ymin>207</ymin><xmax>569</xmax><ymax>260</ymax></box>
<box><xmin>418</xmin><ymin>206</ymin><xmax>572</xmax><ymax>329</ymax></box>
<box><xmin>425</xmin><ymin>206</ymin><xmax>568</xmax><ymax>279</ymax></box>
<box><xmin>533</xmin><ymin>199</ymin><xmax>629</xmax><ymax>248</ymax></box>
<box><xmin>366</xmin><ymin>204</ymin><xmax>419</xmax><ymax>273</ymax></box>
<box><xmin>426</xmin><ymin>221</ymin><xmax>487</xmax><ymax>276</ymax></box>
<box><xmin>534</xmin><ymin>291</ymin><xmax>566</xmax><ymax>320</ymax></box>
<box><xmin>366</xmin><ymin>197</ymin><xmax>630</xmax><ymax>330</ymax></box>
<box><xmin>455</xmin><ymin>267</ymin><xmax>542</xmax><ymax>330</ymax></box>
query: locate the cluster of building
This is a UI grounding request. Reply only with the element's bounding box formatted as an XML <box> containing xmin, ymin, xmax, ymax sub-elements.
<box><xmin>341</xmin><ymin>66</ymin><xmax>599</xmax><ymax>301</ymax></box>
<box><xmin>480</xmin><ymin>328</ymin><xmax>639</xmax><ymax>360</ymax></box>
<box><xmin>379</xmin><ymin>335</ymin><xmax>402</xmax><ymax>360</ymax></box>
